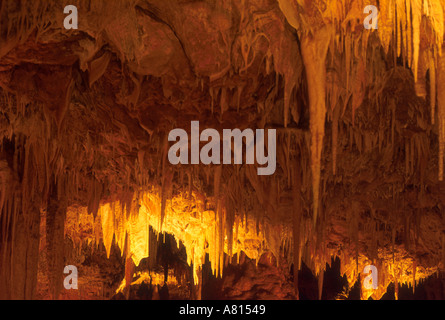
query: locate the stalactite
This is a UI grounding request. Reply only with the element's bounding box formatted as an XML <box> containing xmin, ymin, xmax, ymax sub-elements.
<box><xmin>89</xmin><ymin>52</ymin><xmax>112</xmax><ymax>87</ymax></box>
<box><xmin>100</xmin><ymin>203</ymin><xmax>114</xmax><ymax>258</ymax></box>
<box><xmin>219</xmin><ymin>205</ymin><xmax>225</xmax><ymax>278</ymax></box>
<box><xmin>413</xmin><ymin>258</ymin><xmax>417</xmax><ymax>293</ymax></box>
<box><xmin>237</xmin><ymin>84</ymin><xmax>244</xmax><ymax>113</ymax></box>
<box><xmin>283</xmin><ymin>76</ymin><xmax>294</xmax><ymax>128</ymax></box>
<box><xmin>124</xmin><ymin>233</ymin><xmax>135</xmax><ymax>300</ymax></box>
<box><xmin>425</xmin><ymin>0</ymin><xmax>444</xmax><ymax>52</ymax></box>
<box><xmin>220</xmin><ymin>87</ymin><xmax>227</xmax><ymax>121</ymax></box>
<box><xmin>300</xmin><ymin>27</ymin><xmax>331</xmax><ymax>225</ymax></box>
<box><xmin>405</xmin><ymin>139</ymin><xmax>410</xmax><ymax>175</ymax></box>
<box><xmin>378</xmin><ymin>0</ymin><xmax>394</xmax><ymax>54</ymax></box>
<box><xmin>345</xmin><ymin>34</ymin><xmax>351</xmax><ymax>92</ymax></box>
<box><xmin>412</xmin><ymin>0</ymin><xmax>422</xmax><ymax>82</ymax></box>
<box><xmin>405</xmin><ymin>214</ymin><xmax>411</xmax><ymax>251</ymax></box>
<box><xmin>406</xmin><ymin>0</ymin><xmax>412</xmax><ymax>68</ymax></box>
<box><xmin>160</xmin><ymin>135</ymin><xmax>170</xmax><ymax>230</ymax></box>
<box><xmin>438</xmin><ymin>50</ymin><xmax>445</xmax><ymax>181</ymax></box>
<box><xmin>442</xmin><ymin>233</ymin><xmax>445</xmax><ymax>275</ymax></box>
<box><xmin>410</xmin><ymin>137</ymin><xmax>415</xmax><ymax>174</ymax></box>
<box><xmin>396</xmin><ymin>0</ymin><xmax>405</xmax><ymax>58</ymax></box>
<box><xmin>430</xmin><ymin>54</ymin><xmax>437</xmax><ymax>125</ymax></box>
<box><xmin>209</xmin><ymin>87</ymin><xmax>214</xmax><ymax>114</ymax></box>
<box><xmin>351</xmin><ymin>57</ymin><xmax>366</xmax><ymax>124</ymax></box>
<box><xmin>285</xmin><ymin>132</ymin><xmax>291</xmax><ymax>186</ymax></box>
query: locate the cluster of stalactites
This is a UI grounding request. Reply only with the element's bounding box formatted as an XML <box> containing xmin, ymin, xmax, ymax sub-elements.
<box><xmin>89</xmin><ymin>190</ymin><xmax>266</xmax><ymax>285</ymax></box>
<box><xmin>277</xmin><ymin>0</ymin><xmax>445</xmax><ymax>223</ymax></box>
<box><xmin>376</xmin><ymin>0</ymin><xmax>445</xmax><ymax>179</ymax></box>
<box><xmin>70</xmin><ymin>183</ymin><xmax>329</xmax><ymax>288</ymax></box>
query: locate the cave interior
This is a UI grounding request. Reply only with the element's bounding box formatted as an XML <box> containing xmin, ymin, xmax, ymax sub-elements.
<box><xmin>1</xmin><ymin>0</ymin><xmax>445</xmax><ymax>300</ymax></box>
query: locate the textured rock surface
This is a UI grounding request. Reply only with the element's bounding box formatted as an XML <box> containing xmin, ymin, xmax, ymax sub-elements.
<box><xmin>1</xmin><ymin>0</ymin><xmax>445</xmax><ymax>300</ymax></box>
